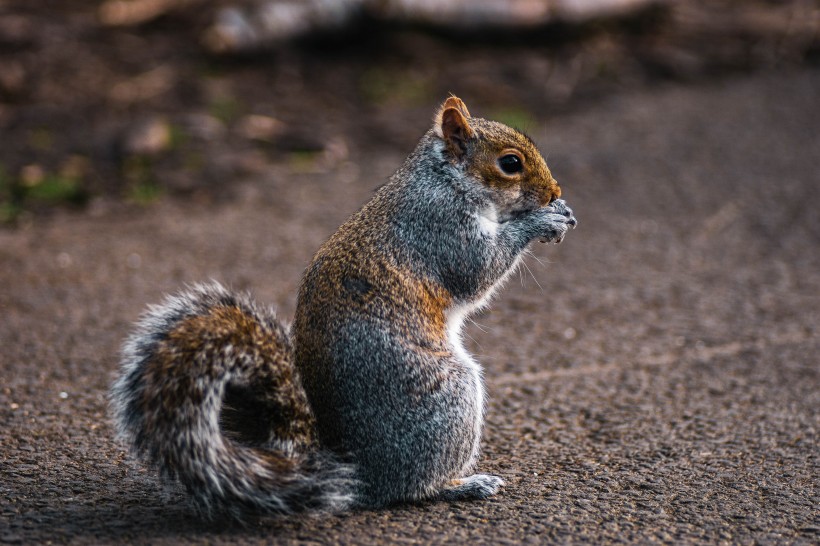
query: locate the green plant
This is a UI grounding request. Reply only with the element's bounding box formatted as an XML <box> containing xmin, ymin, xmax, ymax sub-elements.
<box><xmin>359</xmin><ymin>67</ymin><xmax>432</xmax><ymax>106</ymax></box>
<box><xmin>0</xmin><ymin>166</ymin><xmax>20</xmax><ymax>223</ymax></box>
<box><xmin>24</xmin><ymin>173</ymin><xmax>87</xmax><ymax>205</ymax></box>
<box><xmin>0</xmin><ymin>163</ymin><xmax>90</xmax><ymax>224</ymax></box>
<box><xmin>124</xmin><ymin>156</ymin><xmax>163</xmax><ymax>205</ymax></box>
<box><xmin>490</xmin><ymin>107</ymin><xmax>535</xmax><ymax>133</ymax></box>
<box><xmin>209</xmin><ymin>96</ymin><xmax>243</xmax><ymax>125</ymax></box>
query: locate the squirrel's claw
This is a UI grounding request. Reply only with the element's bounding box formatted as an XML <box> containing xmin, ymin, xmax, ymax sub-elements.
<box><xmin>537</xmin><ymin>199</ymin><xmax>577</xmax><ymax>244</ymax></box>
<box><xmin>549</xmin><ymin>199</ymin><xmax>578</xmax><ymax>228</ymax></box>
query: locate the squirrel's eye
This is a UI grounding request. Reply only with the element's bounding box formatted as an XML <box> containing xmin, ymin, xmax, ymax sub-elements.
<box><xmin>498</xmin><ymin>154</ymin><xmax>523</xmax><ymax>174</ymax></box>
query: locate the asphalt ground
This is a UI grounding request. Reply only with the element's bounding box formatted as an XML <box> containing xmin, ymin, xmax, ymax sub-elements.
<box><xmin>1</xmin><ymin>67</ymin><xmax>818</xmax><ymax>544</ymax></box>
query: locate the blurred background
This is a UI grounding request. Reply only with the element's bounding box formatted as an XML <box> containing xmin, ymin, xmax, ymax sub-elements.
<box><xmin>0</xmin><ymin>0</ymin><xmax>817</xmax><ymax>225</ymax></box>
<box><xmin>2</xmin><ymin>4</ymin><xmax>819</xmax><ymax>541</ymax></box>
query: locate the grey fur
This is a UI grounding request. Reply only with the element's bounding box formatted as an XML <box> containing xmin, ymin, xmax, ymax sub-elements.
<box><xmin>111</xmin><ymin>101</ymin><xmax>577</xmax><ymax>517</ymax></box>
<box><xmin>112</xmin><ymin>282</ymin><xmax>357</xmax><ymax>518</ymax></box>
<box><xmin>294</xmin><ymin>125</ymin><xmax>576</xmax><ymax>507</ymax></box>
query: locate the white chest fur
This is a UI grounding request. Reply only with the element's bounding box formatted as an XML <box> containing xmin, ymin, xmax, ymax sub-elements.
<box><xmin>477</xmin><ymin>204</ymin><xmax>499</xmax><ymax>238</ymax></box>
<box><xmin>443</xmin><ymin>202</ymin><xmax>526</xmax><ymax>470</ymax></box>
<box><xmin>445</xmin><ymin>299</ymin><xmax>487</xmax><ymax>470</ymax></box>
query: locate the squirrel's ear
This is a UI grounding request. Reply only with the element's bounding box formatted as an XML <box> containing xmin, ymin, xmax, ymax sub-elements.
<box><xmin>441</xmin><ymin>95</ymin><xmax>471</xmax><ymax>118</ymax></box>
<box><xmin>434</xmin><ymin>96</ymin><xmax>474</xmax><ymax>159</ymax></box>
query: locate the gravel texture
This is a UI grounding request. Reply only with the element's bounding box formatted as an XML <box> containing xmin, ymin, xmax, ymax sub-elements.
<box><xmin>1</xmin><ymin>68</ymin><xmax>818</xmax><ymax>544</ymax></box>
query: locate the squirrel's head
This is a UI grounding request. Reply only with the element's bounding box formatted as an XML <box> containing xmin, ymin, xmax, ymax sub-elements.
<box><xmin>433</xmin><ymin>96</ymin><xmax>561</xmax><ymax>213</ymax></box>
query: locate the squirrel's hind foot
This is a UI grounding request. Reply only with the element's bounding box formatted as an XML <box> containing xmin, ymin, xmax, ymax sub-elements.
<box><xmin>437</xmin><ymin>474</ymin><xmax>505</xmax><ymax>502</ymax></box>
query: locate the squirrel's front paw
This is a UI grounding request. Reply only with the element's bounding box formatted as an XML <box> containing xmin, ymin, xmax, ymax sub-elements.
<box><xmin>538</xmin><ymin>199</ymin><xmax>578</xmax><ymax>244</ymax></box>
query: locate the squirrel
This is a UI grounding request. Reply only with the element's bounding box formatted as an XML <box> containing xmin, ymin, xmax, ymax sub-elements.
<box><xmin>111</xmin><ymin>96</ymin><xmax>577</xmax><ymax>518</ymax></box>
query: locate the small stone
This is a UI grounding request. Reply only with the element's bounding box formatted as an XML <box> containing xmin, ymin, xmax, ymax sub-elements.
<box><xmin>56</xmin><ymin>253</ymin><xmax>72</xmax><ymax>269</ymax></box>
<box><xmin>121</xmin><ymin>117</ymin><xmax>172</xmax><ymax>156</ymax></box>
<box><xmin>0</xmin><ymin>60</ymin><xmax>27</xmax><ymax>98</ymax></box>
<box><xmin>181</xmin><ymin>113</ymin><xmax>224</xmax><ymax>140</ymax></box>
<box><xmin>236</xmin><ymin>114</ymin><xmax>284</xmax><ymax>142</ymax></box>
<box><xmin>126</xmin><ymin>253</ymin><xmax>142</xmax><ymax>269</ymax></box>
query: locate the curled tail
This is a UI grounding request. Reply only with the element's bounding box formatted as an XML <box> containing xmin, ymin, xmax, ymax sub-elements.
<box><xmin>111</xmin><ymin>282</ymin><xmax>357</xmax><ymax>517</ymax></box>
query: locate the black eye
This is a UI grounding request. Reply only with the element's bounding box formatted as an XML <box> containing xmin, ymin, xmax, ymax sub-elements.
<box><xmin>498</xmin><ymin>154</ymin><xmax>523</xmax><ymax>174</ymax></box>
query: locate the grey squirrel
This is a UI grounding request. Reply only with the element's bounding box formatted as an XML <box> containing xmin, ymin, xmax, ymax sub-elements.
<box><xmin>111</xmin><ymin>96</ymin><xmax>577</xmax><ymax>518</ymax></box>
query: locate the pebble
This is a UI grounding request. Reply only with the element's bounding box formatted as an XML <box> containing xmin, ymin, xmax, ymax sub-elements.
<box><xmin>121</xmin><ymin>117</ymin><xmax>172</xmax><ymax>156</ymax></box>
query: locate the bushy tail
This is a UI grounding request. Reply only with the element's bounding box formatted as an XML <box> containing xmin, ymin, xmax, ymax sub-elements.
<box><xmin>111</xmin><ymin>282</ymin><xmax>357</xmax><ymax>518</ymax></box>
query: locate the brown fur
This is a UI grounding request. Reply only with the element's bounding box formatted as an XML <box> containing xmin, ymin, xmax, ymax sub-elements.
<box><xmin>146</xmin><ymin>305</ymin><xmax>315</xmax><ymax>449</ymax></box>
<box><xmin>113</xmin><ymin>96</ymin><xmax>576</xmax><ymax>516</ymax></box>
